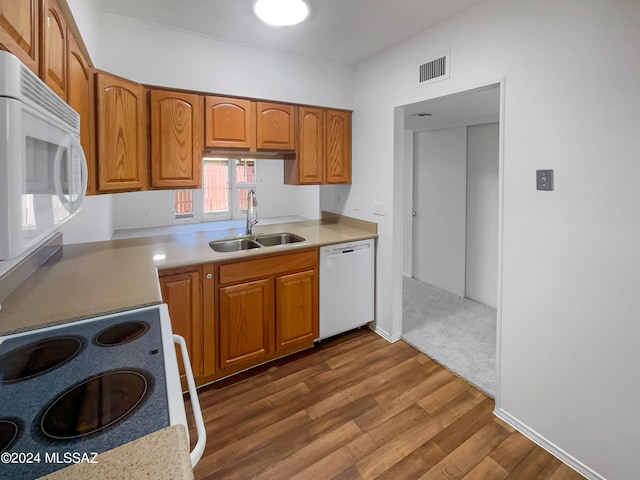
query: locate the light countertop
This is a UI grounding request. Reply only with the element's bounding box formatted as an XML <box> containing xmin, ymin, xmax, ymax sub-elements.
<box><xmin>38</xmin><ymin>425</ymin><xmax>193</xmax><ymax>480</ymax></box>
<box><xmin>0</xmin><ymin>213</ymin><xmax>376</xmax><ymax>336</ymax></box>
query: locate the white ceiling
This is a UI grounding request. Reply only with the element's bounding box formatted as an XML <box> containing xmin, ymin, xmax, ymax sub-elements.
<box><xmin>96</xmin><ymin>0</ymin><xmax>487</xmax><ymax>66</ymax></box>
<box><xmin>403</xmin><ymin>84</ymin><xmax>500</xmax><ymax>132</ymax></box>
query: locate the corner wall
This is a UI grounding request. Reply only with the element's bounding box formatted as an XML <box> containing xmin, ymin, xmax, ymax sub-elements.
<box><xmin>340</xmin><ymin>0</ymin><xmax>640</xmax><ymax>478</ymax></box>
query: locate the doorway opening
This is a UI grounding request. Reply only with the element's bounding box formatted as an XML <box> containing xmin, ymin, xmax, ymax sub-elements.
<box><xmin>400</xmin><ymin>83</ymin><xmax>501</xmax><ymax>397</ymax></box>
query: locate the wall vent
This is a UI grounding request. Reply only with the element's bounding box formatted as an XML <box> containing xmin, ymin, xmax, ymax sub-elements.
<box><xmin>417</xmin><ymin>52</ymin><xmax>450</xmax><ymax>87</ymax></box>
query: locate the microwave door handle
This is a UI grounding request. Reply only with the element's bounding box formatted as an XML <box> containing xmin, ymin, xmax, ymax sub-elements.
<box><xmin>67</xmin><ymin>135</ymin><xmax>87</xmax><ymax>214</ymax></box>
<box><xmin>53</xmin><ymin>134</ymin><xmax>87</xmax><ymax>214</ymax></box>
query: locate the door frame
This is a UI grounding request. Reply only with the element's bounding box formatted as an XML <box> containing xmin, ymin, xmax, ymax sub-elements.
<box><xmin>392</xmin><ymin>78</ymin><xmax>506</xmax><ymax>404</ymax></box>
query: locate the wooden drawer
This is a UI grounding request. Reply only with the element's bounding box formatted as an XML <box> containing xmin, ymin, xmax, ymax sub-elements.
<box><xmin>218</xmin><ymin>249</ymin><xmax>318</xmax><ymax>286</ymax></box>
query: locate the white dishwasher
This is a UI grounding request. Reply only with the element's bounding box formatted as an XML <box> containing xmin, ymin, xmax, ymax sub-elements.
<box><xmin>319</xmin><ymin>239</ymin><xmax>375</xmax><ymax>340</ymax></box>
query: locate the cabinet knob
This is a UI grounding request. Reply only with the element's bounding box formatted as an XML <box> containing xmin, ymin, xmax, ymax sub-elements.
<box><xmin>206</xmin><ymin>273</ymin><xmax>213</xmax><ymax>280</ymax></box>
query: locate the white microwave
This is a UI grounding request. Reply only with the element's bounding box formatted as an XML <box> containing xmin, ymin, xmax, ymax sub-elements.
<box><xmin>0</xmin><ymin>51</ymin><xmax>87</xmax><ymax>261</ymax></box>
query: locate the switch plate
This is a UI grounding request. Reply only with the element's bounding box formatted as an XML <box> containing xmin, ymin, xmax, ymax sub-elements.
<box><xmin>373</xmin><ymin>201</ymin><xmax>386</xmax><ymax>216</ymax></box>
<box><xmin>537</xmin><ymin>170</ymin><xmax>554</xmax><ymax>191</ymax></box>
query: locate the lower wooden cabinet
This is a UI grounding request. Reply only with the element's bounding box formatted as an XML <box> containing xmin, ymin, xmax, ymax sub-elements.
<box><xmin>218</xmin><ymin>278</ymin><xmax>274</xmax><ymax>369</ymax></box>
<box><xmin>276</xmin><ymin>269</ymin><xmax>318</xmax><ymax>351</ymax></box>
<box><xmin>158</xmin><ymin>264</ymin><xmax>215</xmax><ymax>388</ymax></box>
<box><xmin>159</xmin><ymin>250</ymin><xmax>318</xmax><ymax>387</ymax></box>
<box><xmin>216</xmin><ymin>248</ymin><xmax>319</xmax><ymax>375</ymax></box>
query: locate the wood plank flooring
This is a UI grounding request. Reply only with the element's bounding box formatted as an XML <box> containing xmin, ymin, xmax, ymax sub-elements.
<box><xmin>186</xmin><ymin>329</ymin><xmax>585</xmax><ymax>480</ymax></box>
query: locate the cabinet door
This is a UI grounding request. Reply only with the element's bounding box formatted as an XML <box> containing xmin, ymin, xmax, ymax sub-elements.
<box><xmin>67</xmin><ymin>33</ymin><xmax>95</xmax><ymax>195</ymax></box>
<box><xmin>256</xmin><ymin>102</ymin><xmax>295</xmax><ymax>151</ymax></box>
<box><xmin>297</xmin><ymin>107</ymin><xmax>324</xmax><ymax>184</ymax></box>
<box><xmin>150</xmin><ymin>90</ymin><xmax>203</xmax><ymax>188</ymax></box>
<box><xmin>42</xmin><ymin>0</ymin><xmax>66</xmax><ymax>99</ymax></box>
<box><xmin>219</xmin><ymin>278</ymin><xmax>273</xmax><ymax>370</ymax></box>
<box><xmin>0</xmin><ymin>0</ymin><xmax>39</xmax><ymax>74</ymax></box>
<box><xmin>276</xmin><ymin>269</ymin><xmax>318</xmax><ymax>351</ymax></box>
<box><xmin>96</xmin><ymin>71</ymin><xmax>148</xmax><ymax>192</ymax></box>
<box><xmin>159</xmin><ymin>267</ymin><xmax>204</xmax><ymax>384</ymax></box>
<box><xmin>325</xmin><ymin>109</ymin><xmax>352</xmax><ymax>184</ymax></box>
<box><xmin>205</xmin><ymin>96</ymin><xmax>254</xmax><ymax>149</ymax></box>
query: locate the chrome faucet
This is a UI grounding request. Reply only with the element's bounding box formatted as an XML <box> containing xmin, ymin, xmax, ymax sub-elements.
<box><xmin>246</xmin><ymin>188</ymin><xmax>258</xmax><ymax>234</ymax></box>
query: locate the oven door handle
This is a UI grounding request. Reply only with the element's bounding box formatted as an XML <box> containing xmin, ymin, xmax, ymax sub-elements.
<box><xmin>173</xmin><ymin>334</ymin><xmax>206</xmax><ymax>467</ymax></box>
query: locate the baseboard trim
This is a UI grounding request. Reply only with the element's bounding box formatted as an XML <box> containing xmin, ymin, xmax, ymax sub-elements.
<box><xmin>493</xmin><ymin>408</ymin><xmax>604</xmax><ymax>480</ymax></box>
<box><xmin>370</xmin><ymin>324</ymin><xmax>400</xmax><ymax>343</ymax></box>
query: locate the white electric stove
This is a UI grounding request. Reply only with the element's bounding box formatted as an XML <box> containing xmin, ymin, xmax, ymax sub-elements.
<box><xmin>0</xmin><ymin>304</ymin><xmax>201</xmax><ymax>479</ymax></box>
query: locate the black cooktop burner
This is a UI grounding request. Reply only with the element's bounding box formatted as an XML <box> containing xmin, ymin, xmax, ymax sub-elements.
<box><xmin>0</xmin><ymin>337</ymin><xmax>82</xmax><ymax>384</ymax></box>
<box><xmin>40</xmin><ymin>370</ymin><xmax>149</xmax><ymax>440</ymax></box>
<box><xmin>0</xmin><ymin>419</ymin><xmax>19</xmax><ymax>452</ymax></box>
<box><xmin>95</xmin><ymin>321</ymin><xmax>148</xmax><ymax>346</ymax></box>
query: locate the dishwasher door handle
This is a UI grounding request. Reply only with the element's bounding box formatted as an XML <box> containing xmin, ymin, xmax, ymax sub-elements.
<box><xmin>173</xmin><ymin>334</ymin><xmax>206</xmax><ymax>467</ymax></box>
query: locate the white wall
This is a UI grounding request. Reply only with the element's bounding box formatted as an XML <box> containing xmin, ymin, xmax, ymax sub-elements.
<box><xmin>412</xmin><ymin>128</ymin><xmax>467</xmax><ymax>296</ymax></box>
<box><xmin>465</xmin><ymin>123</ymin><xmax>498</xmax><ymax>308</ymax></box>
<box><xmin>96</xmin><ymin>14</ymin><xmax>354</xmax><ymax>109</ymax></box>
<box><xmin>58</xmin><ymin>195</ymin><xmax>113</xmax><ymax>244</ymax></box>
<box><xmin>325</xmin><ymin>0</ymin><xmax>640</xmax><ymax>479</ymax></box>
<box><xmin>66</xmin><ymin>0</ymin><xmax>101</xmax><ymax>63</ymax></box>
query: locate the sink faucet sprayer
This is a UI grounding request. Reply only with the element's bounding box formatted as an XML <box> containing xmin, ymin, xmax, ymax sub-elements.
<box><xmin>246</xmin><ymin>189</ymin><xmax>258</xmax><ymax>234</ymax></box>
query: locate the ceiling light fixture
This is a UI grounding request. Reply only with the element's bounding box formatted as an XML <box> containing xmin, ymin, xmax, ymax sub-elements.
<box><xmin>253</xmin><ymin>0</ymin><xmax>310</xmax><ymax>27</ymax></box>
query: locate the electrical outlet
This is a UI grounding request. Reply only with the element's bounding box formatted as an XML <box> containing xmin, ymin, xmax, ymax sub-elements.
<box><xmin>537</xmin><ymin>170</ymin><xmax>554</xmax><ymax>191</ymax></box>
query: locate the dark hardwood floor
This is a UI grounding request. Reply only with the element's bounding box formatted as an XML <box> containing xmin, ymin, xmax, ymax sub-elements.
<box><xmin>186</xmin><ymin>328</ymin><xmax>585</xmax><ymax>480</ymax></box>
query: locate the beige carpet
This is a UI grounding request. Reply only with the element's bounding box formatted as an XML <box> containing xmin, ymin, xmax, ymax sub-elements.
<box><xmin>402</xmin><ymin>276</ymin><xmax>497</xmax><ymax>397</ymax></box>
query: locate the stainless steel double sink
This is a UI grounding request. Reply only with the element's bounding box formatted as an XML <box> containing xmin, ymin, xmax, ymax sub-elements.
<box><xmin>209</xmin><ymin>232</ymin><xmax>305</xmax><ymax>252</ymax></box>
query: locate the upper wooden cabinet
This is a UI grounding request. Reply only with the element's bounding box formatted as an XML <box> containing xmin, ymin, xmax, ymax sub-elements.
<box><xmin>256</xmin><ymin>102</ymin><xmax>295</xmax><ymax>150</ymax></box>
<box><xmin>205</xmin><ymin>96</ymin><xmax>254</xmax><ymax>149</ymax></box>
<box><xmin>285</xmin><ymin>107</ymin><xmax>352</xmax><ymax>185</ymax></box>
<box><xmin>96</xmin><ymin>71</ymin><xmax>148</xmax><ymax>192</ymax></box>
<box><xmin>295</xmin><ymin>107</ymin><xmax>324</xmax><ymax>183</ymax></box>
<box><xmin>66</xmin><ymin>32</ymin><xmax>95</xmax><ymax>195</ymax></box>
<box><xmin>205</xmin><ymin>96</ymin><xmax>296</xmax><ymax>152</ymax></box>
<box><xmin>42</xmin><ymin>0</ymin><xmax>67</xmax><ymax>99</ymax></box>
<box><xmin>150</xmin><ymin>89</ymin><xmax>204</xmax><ymax>189</ymax></box>
<box><xmin>325</xmin><ymin>109</ymin><xmax>352</xmax><ymax>184</ymax></box>
<box><xmin>0</xmin><ymin>0</ymin><xmax>39</xmax><ymax>74</ymax></box>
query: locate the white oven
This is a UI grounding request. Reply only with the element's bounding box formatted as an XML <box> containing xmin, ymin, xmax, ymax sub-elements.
<box><xmin>0</xmin><ymin>304</ymin><xmax>205</xmax><ymax>478</ymax></box>
<box><xmin>0</xmin><ymin>51</ymin><xmax>87</xmax><ymax>261</ymax></box>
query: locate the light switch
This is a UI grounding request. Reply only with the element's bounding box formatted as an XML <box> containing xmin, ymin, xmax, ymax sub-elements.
<box><xmin>537</xmin><ymin>170</ymin><xmax>554</xmax><ymax>191</ymax></box>
<box><xmin>373</xmin><ymin>201</ymin><xmax>386</xmax><ymax>216</ymax></box>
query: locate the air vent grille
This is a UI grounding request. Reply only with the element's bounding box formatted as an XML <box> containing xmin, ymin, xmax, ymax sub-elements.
<box><xmin>417</xmin><ymin>52</ymin><xmax>450</xmax><ymax>87</ymax></box>
<box><xmin>20</xmin><ymin>65</ymin><xmax>79</xmax><ymax>130</ymax></box>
